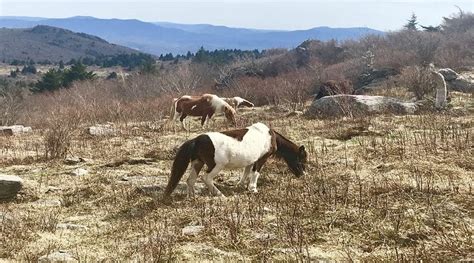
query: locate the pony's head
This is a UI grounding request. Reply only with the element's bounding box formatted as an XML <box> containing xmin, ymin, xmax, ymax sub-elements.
<box><xmin>286</xmin><ymin>145</ymin><xmax>307</xmax><ymax>177</ymax></box>
<box><xmin>275</xmin><ymin>131</ymin><xmax>307</xmax><ymax>177</ymax></box>
<box><xmin>223</xmin><ymin>105</ymin><xmax>237</xmax><ymax>126</ymax></box>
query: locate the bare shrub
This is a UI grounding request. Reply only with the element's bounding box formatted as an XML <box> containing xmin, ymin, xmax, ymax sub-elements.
<box><xmin>0</xmin><ymin>80</ymin><xmax>28</xmax><ymax>126</ymax></box>
<box><xmin>299</xmin><ymin>39</ymin><xmax>346</xmax><ymax>65</ymax></box>
<box><xmin>261</xmin><ymin>52</ymin><xmax>298</xmax><ymax>77</ymax></box>
<box><xmin>159</xmin><ymin>63</ymin><xmax>203</xmax><ymax>94</ymax></box>
<box><xmin>399</xmin><ymin>66</ymin><xmax>434</xmax><ymax>100</ymax></box>
<box><xmin>441</xmin><ymin>9</ymin><xmax>474</xmax><ymax>34</ymax></box>
<box><xmin>435</xmin><ymin>33</ymin><xmax>474</xmax><ymax>69</ymax></box>
<box><xmin>20</xmin><ymin>75</ymin><xmax>175</xmax><ymax>127</ymax></box>
<box><xmin>222</xmin><ymin>69</ymin><xmax>314</xmax><ymax>110</ymax></box>
<box><xmin>321</xmin><ymin>58</ymin><xmax>365</xmax><ymax>84</ymax></box>
<box><xmin>43</xmin><ymin>108</ymin><xmax>82</xmax><ymax>160</ymax></box>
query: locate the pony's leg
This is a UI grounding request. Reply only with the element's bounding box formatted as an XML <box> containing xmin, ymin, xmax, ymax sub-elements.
<box><xmin>248</xmin><ymin>171</ymin><xmax>260</xmax><ymax>193</ymax></box>
<box><xmin>248</xmin><ymin>150</ymin><xmax>274</xmax><ymax>193</ymax></box>
<box><xmin>207</xmin><ymin>113</ymin><xmax>214</xmax><ymax>128</ymax></box>
<box><xmin>201</xmin><ymin>115</ymin><xmax>207</xmax><ymax>130</ymax></box>
<box><xmin>180</xmin><ymin>115</ymin><xmax>188</xmax><ymax>131</ymax></box>
<box><xmin>202</xmin><ymin>165</ymin><xmax>224</xmax><ymax>196</ymax></box>
<box><xmin>172</xmin><ymin>111</ymin><xmax>180</xmax><ymax>122</ymax></box>
<box><xmin>237</xmin><ymin>165</ymin><xmax>252</xmax><ymax>188</ymax></box>
<box><xmin>187</xmin><ymin>160</ymin><xmax>204</xmax><ymax>198</ymax></box>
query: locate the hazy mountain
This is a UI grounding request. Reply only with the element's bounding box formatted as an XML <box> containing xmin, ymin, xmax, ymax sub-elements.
<box><xmin>0</xmin><ymin>16</ymin><xmax>384</xmax><ymax>55</ymax></box>
<box><xmin>0</xmin><ymin>25</ymin><xmax>140</xmax><ymax>63</ymax></box>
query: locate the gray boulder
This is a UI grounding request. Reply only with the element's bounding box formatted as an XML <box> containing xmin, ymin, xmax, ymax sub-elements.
<box><xmin>437</xmin><ymin>68</ymin><xmax>473</xmax><ymax>93</ymax></box>
<box><xmin>0</xmin><ymin>174</ymin><xmax>23</xmax><ymax>199</ymax></box>
<box><xmin>438</xmin><ymin>68</ymin><xmax>459</xmax><ymax>81</ymax></box>
<box><xmin>0</xmin><ymin>125</ymin><xmax>32</xmax><ymax>136</ymax></box>
<box><xmin>307</xmin><ymin>95</ymin><xmax>417</xmax><ymax>118</ymax></box>
<box><xmin>86</xmin><ymin>124</ymin><xmax>116</xmax><ymax>136</ymax></box>
<box><xmin>448</xmin><ymin>77</ymin><xmax>474</xmax><ymax>93</ymax></box>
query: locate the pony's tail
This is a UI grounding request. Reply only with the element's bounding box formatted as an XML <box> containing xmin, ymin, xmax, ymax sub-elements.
<box><xmin>169</xmin><ymin>98</ymin><xmax>178</xmax><ymax>121</ymax></box>
<box><xmin>163</xmin><ymin>139</ymin><xmax>196</xmax><ymax>198</ymax></box>
<box><xmin>241</xmin><ymin>99</ymin><xmax>254</xmax><ymax>108</ymax></box>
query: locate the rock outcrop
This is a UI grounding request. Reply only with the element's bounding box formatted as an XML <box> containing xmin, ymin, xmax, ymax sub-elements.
<box><xmin>0</xmin><ymin>125</ymin><xmax>32</xmax><ymax>136</ymax></box>
<box><xmin>438</xmin><ymin>68</ymin><xmax>474</xmax><ymax>93</ymax></box>
<box><xmin>0</xmin><ymin>174</ymin><xmax>23</xmax><ymax>199</ymax></box>
<box><xmin>307</xmin><ymin>95</ymin><xmax>417</xmax><ymax>118</ymax></box>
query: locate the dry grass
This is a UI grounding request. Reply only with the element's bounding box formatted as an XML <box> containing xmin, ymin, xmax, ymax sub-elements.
<box><xmin>0</xmin><ymin>94</ymin><xmax>473</xmax><ymax>261</ymax></box>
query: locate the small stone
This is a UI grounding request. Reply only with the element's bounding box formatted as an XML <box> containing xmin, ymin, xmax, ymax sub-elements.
<box><xmin>0</xmin><ymin>174</ymin><xmax>23</xmax><ymax>200</ymax></box>
<box><xmin>33</xmin><ymin>199</ymin><xmax>62</xmax><ymax>207</ymax></box>
<box><xmin>64</xmin><ymin>157</ymin><xmax>85</xmax><ymax>165</ymax></box>
<box><xmin>38</xmin><ymin>251</ymin><xmax>77</xmax><ymax>262</ymax></box>
<box><xmin>253</xmin><ymin>232</ymin><xmax>276</xmax><ymax>241</ymax></box>
<box><xmin>70</xmin><ymin>168</ymin><xmax>89</xmax><ymax>176</ymax></box>
<box><xmin>0</xmin><ymin>212</ymin><xmax>13</xmax><ymax>223</ymax></box>
<box><xmin>286</xmin><ymin>111</ymin><xmax>304</xmax><ymax>117</ymax></box>
<box><xmin>56</xmin><ymin>223</ymin><xmax>89</xmax><ymax>231</ymax></box>
<box><xmin>182</xmin><ymin>225</ymin><xmax>205</xmax><ymax>236</ymax></box>
<box><xmin>45</xmin><ymin>186</ymin><xmax>62</xmax><ymax>193</ymax></box>
<box><xmin>86</xmin><ymin>124</ymin><xmax>116</xmax><ymax>136</ymax></box>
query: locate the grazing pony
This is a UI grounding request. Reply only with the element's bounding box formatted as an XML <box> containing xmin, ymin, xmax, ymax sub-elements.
<box><xmin>170</xmin><ymin>94</ymin><xmax>237</xmax><ymax>129</ymax></box>
<box><xmin>163</xmin><ymin>122</ymin><xmax>307</xmax><ymax>198</ymax></box>
<box><xmin>223</xmin><ymin>97</ymin><xmax>255</xmax><ymax>110</ymax></box>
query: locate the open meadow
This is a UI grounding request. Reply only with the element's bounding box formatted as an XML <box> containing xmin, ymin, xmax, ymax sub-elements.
<box><xmin>1</xmin><ymin>92</ymin><xmax>473</xmax><ymax>261</ymax></box>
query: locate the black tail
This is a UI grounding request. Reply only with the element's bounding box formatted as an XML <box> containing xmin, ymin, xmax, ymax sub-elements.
<box><xmin>163</xmin><ymin>139</ymin><xmax>196</xmax><ymax>198</ymax></box>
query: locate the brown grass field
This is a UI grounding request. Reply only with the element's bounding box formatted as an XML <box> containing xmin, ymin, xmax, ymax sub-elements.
<box><xmin>1</xmin><ymin>93</ymin><xmax>473</xmax><ymax>261</ymax></box>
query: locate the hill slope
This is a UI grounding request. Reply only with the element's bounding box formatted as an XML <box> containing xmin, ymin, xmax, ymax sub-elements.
<box><xmin>0</xmin><ymin>16</ymin><xmax>384</xmax><ymax>55</ymax></box>
<box><xmin>0</xmin><ymin>25</ymin><xmax>141</xmax><ymax>63</ymax></box>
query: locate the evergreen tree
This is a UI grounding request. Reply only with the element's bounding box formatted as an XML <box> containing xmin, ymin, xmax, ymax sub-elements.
<box><xmin>106</xmin><ymin>72</ymin><xmax>118</xmax><ymax>80</ymax></box>
<box><xmin>32</xmin><ymin>69</ymin><xmax>63</xmax><ymax>92</ymax></box>
<box><xmin>21</xmin><ymin>64</ymin><xmax>37</xmax><ymax>74</ymax></box>
<box><xmin>62</xmin><ymin>62</ymin><xmax>95</xmax><ymax>87</ymax></box>
<box><xmin>186</xmin><ymin>51</ymin><xmax>193</xmax><ymax>59</ymax></box>
<box><xmin>9</xmin><ymin>69</ymin><xmax>18</xmax><ymax>78</ymax></box>
<box><xmin>421</xmin><ymin>25</ymin><xmax>441</xmax><ymax>32</ymax></box>
<box><xmin>404</xmin><ymin>13</ymin><xmax>419</xmax><ymax>31</ymax></box>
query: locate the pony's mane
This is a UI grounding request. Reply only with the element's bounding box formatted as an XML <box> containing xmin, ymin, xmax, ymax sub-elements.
<box><xmin>273</xmin><ymin>130</ymin><xmax>299</xmax><ymax>156</ymax></box>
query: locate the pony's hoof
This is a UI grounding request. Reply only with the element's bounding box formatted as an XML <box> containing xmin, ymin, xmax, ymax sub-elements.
<box><xmin>248</xmin><ymin>188</ymin><xmax>258</xmax><ymax>193</ymax></box>
<box><xmin>216</xmin><ymin>195</ymin><xmax>227</xmax><ymax>201</ymax></box>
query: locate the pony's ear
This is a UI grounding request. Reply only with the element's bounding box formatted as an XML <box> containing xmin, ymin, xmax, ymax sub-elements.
<box><xmin>299</xmin><ymin>145</ymin><xmax>305</xmax><ymax>152</ymax></box>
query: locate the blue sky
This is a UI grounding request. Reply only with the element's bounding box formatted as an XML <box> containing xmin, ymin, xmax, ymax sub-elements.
<box><xmin>1</xmin><ymin>0</ymin><xmax>473</xmax><ymax>31</ymax></box>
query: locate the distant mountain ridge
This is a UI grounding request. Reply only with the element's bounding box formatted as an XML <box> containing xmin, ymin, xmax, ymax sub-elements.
<box><xmin>0</xmin><ymin>25</ymin><xmax>140</xmax><ymax>63</ymax></box>
<box><xmin>0</xmin><ymin>16</ymin><xmax>385</xmax><ymax>55</ymax></box>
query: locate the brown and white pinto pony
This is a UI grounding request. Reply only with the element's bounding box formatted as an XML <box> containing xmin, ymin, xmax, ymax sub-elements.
<box><xmin>163</xmin><ymin>122</ymin><xmax>307</xmax><ymax>199</ymax></box>
<box><xmin>170</xmin><ymin>94</ymin><xmax>237</xmax><ymax>129</ymax></box>
<box><xmin>223</xmin><ymin>97</ymin><xmax>254</xmax><ymax>110</ymax></box>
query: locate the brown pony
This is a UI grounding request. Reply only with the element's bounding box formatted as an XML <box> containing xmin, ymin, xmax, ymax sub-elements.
<box><xmin>170</xmin><ymin>94</ymin><xmax>237</xmax><ymax>129</ymax></box>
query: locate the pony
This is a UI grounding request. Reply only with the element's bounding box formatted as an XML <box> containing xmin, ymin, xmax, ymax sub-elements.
<box><xmin>170</xmin><ymin>94</ymin><xmax>237</xmax><ymax>130</ymax></box>
<box><xmin>163</xmin><ymin>122</ymin><xmax>307</xmax><ymax>199</ymax></box>
<box><xmin>223</xmin><ymin>97</ymin><xmax>255</xmax><ymax>111</ymax></box>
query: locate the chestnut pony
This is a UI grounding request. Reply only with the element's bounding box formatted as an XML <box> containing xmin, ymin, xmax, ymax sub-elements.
<box><xmin>170</xmin><ymin>94</ymin><xmax>236</xmax><ymax>130</ymax></box>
